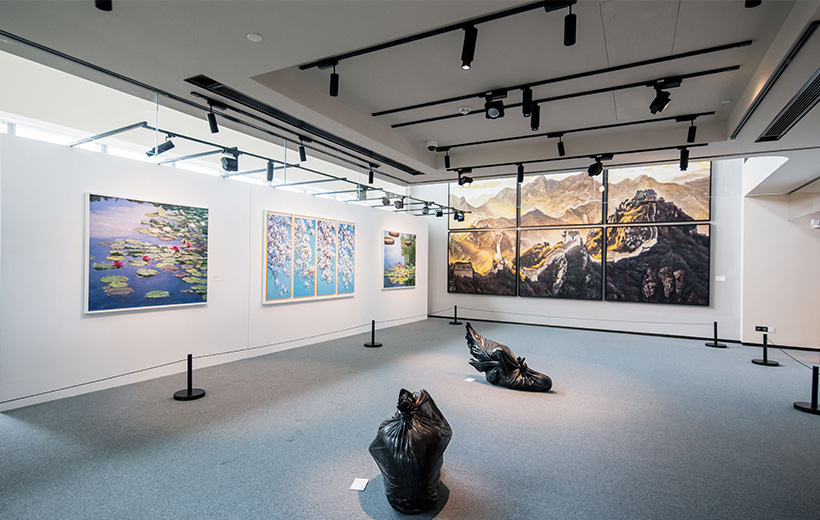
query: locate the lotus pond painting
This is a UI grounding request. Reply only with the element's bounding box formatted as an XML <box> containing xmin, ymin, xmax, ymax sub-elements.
<box><xmin>383</xmin><ymin>231</ymin><xmax>416</xmax><ymax>289</ymax></box>
<box><xmin>86</xmin><ymin>194</ymin><xmax>208</xmax><ymax>313</ymax></box>
<box><xmin>265</xmin><ymin>212</ymin><xmax>293</xmax><ymax>301</ymax></box>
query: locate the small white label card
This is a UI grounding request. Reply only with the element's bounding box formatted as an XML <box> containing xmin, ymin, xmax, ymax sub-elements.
<box><xmin>465</xmin><ymin>377</ymin><xmax>476</xmax><ymax>382</ymax></box>
<box><xmin>350</xmin><ymin>478</ymin><xmax>369</xmax><ymax>491</ymax></box>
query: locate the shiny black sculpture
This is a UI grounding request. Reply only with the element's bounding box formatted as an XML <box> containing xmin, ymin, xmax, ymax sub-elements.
<box><xmin>466</xmin><ymin>322</ymin><xmax>553</xmax><ymax>392</ymax></box>
<box><xmin>368</xmin><ymin>388</ymin><xmax>452</xmax><ymax>514</ymax></box>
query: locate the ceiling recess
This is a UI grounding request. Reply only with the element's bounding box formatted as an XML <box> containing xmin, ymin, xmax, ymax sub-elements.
<box><xmin>757</xmin><ymin>67</ymin><xmax>820</xmax><ymax>142</ymax></box>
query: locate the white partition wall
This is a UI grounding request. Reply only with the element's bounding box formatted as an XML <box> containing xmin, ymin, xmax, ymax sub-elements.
<box><xmin>0</xmin><ymin>135</ymin><xmax>428</xmax><ymax>411</ymax></box>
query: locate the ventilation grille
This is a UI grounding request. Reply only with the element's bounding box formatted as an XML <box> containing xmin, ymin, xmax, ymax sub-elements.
<box><xmin>757</xmin><ymin>67</ymin><xmax>820</xmax><ymax>142</ymax></box>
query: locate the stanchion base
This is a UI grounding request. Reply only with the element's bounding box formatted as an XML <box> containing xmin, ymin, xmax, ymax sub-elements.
<box><xmin>449</xmin><ymin>320</ymin><xmax>462</xmax><ymax>325</ymax></box>
<box><xmin>364</xmin><ymin>342</ymin><xmax>383</xmax><ymax>348</ymax></box>
<box><xmin>705</xmin><ymin>341</ymin><xmax>727</xmax><ymax>348</ymax></box>
<box><xmin>751</xmin><ymin>359</ymin><xmax>779</xmax><ymax>366</ymax></box>
<box><xmin>794</xmin><ymin>402</ymin><xmax>820</xmax><ymax>415</ymax></box>
<box><xmin>173</xmin><ymin>388</ymin><xmax>206</xmax><ymax>401</ymax></box>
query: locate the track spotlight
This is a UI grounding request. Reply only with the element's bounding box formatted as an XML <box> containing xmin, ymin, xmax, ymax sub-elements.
<box><xmin>368</xmin><ymin>168</ymin><xmax>374</xmax><ymax>184</ymax></box>
<box><xmin>95</xmin><ymin>0</ymin><xmax>112</xmax><ymax>11</ymax></box>
<box><xmin>679</xmin><ymin>147</ymin><xmax>690</xmax><ymax>171</ymax></box>
<box><xmin>298</xmin><ymin>143</ymin><xmax>307</xmax><ymax>162</ymax></box>
<box><xmin>394</xmin><ymin>198</ymin><xmax>404</xmax><ymax>210</ymax></box>
<box><xmin>564</xmin><ymin>6</ymin><xmax>577</xmax><ymax>47</ymax></box>
<box><xmin>530</xmin><ymin>103</ymin><xmax>541</xmax><ymax>131</ymax></box>
<box><xmin>329</xmin><ymin>64</ymin><xmax>339</xmax><ymax>97</ymax></box>
<box><xmin>422</xmin><ymin>203</ymin><xmax>430</xmax><ymax>215</ymax></box>
<box><xmin>461</xmin><ymin>26</ymin><xmax>478</xmax><ymax>70</ymax></box>
<box><xmin>484</xmin><ymin>97</ymin><xmax>505</xmax><ymax>120</ymax></box>
<box><xmin>221</xmin><ymin>155</ymin><xmax>239</xmax><ymax>172</ymax></box>
<box><xmin>649</xmin><ymin>89</ymin><xmax>672</xmax><ymax>115</ymax></box>
<box><xmin>453</xmin><ymin>210</ymin><xmax>465</xmax><ymax>222</ymax></box>
<box><xmin>436</xmin><ymin>208</ymin><xmax>444</xmax><ymax>218</ymax></box>
<box><xmin>266</xmin><ymin>161</ymin><xmax>274</xmax><ymax>182</ymax></box>
<box><xmin>587</xmin><ymin>160</ymin><xmax>603</xmax><ymax>177</ymax></box>
<box><xmin>517</xmin><ymin>163</ymin><xmax>524</xmax><ymax>184</ymax></box>
<box><xmin>522</xmin><ymin>87</ymin><xmax>533</xmax><ymax>117</ymax></box>
<box><xmin>382</xmin><ymin>196</ymin><xmax>391</xmax><ymax>206</ymax></box>
<box><xmin>444</xmin><ymin>151</ymin><xmax>451</xmax><ymax>169</ymax></box>
<box><xmin>557</xmin><ymin>136</ymin><xmax>566</xmax><ymax>157</ymax></box>
<box><xmin>207</xmin><ymin>111</ymin><xmax>219</xmax><ymax>134</ymax></box>
<box><xmin>745</xmin><ymin>0</ymin><xmax>761</xmax><ymax>7</ymax></box>
<box><xmin>687</xmin><ymin>122</ymin><xmax>697</xmax><ymax>143</ymax></box>
<box><xmin>146</xmin><ymin>138</ymin><xmax>174</xmax><ymax>157</ymax></box>
<box><xmin>458</xmin><ymin>169</ymin><xmax>473</xmax><ymax>187</ymax></box>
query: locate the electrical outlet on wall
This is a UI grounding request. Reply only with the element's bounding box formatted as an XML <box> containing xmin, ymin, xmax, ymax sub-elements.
<box><xmin>754</xmin><ymin>325</ymin><xmax>775</xmax><ymax>333</ymax></box>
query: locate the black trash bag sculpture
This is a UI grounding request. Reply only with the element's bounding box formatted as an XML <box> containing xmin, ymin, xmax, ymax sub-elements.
<box><xmin>368</xmin><ymin>388</ymin><xmax>452</xmax><ymax>514</ymax></box>
<box><xmin>466</xmin><ymin>322</ymin><xmax>553</xmax><ymax>392</ymax></box>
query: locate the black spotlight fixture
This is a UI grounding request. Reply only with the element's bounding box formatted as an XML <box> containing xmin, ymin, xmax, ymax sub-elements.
<box><xmin>207</xmin><ymin>111</ymin><xmax>219</xmax><ymax>134</ymax></box>
<box><xmin>422</xmin><ymin>203</ymin><xmax>430</xmax><ymax>215</ymax></box>
<box><xmin>587</xmin><ymin>154</ymin><xmax>612</xmax><ymax>177</ymax></box>
<box><xmin>745</xmin><ymin>0</ymin><xmax>761</xmax><ymax>7</ymax></box>
<box><xmin>563</xmin><ymin>5</ymin><xmax>577</xmax><ymax>47</ymax></box>
<box><xmin>687</xmin><ymin>121</ymin><xmax>697</xmax><ymax>143</ymax></box>
<box><xmin>444</xmin><ymin>150</ymin><xmax>451</xmax><ymax>169</ymax></box>
<box><xmin>221</xmin><ymin>154</ymin><xmax>239</xmax><ymax>172</ymax></box>
<box><xmin>679</xmin><ymin>147</ymin><xmax>690</xmax><ymax>171</ymax></box>
<box><xmin>146</xmin><ymin>138</ymin><xmax>174</xmax><ymax>157</ymax></box>
<box><xmin>530</xmin><ymin>103</ymin><xmax>541</xmax><ymax>131</ymax></box>
<box><xmin>368</xmin><ymin>168</ymin><xmax>374</xmax><ymax>184</ymax></box>
<box><xmin>453</xmin><ymin>210</ymin><xmax>465</xmax><ymax>222</ymax></box>
<box><xmin>266</xmin><ymin>161</ymin><xmax>274</xmax><ymax>182</ymax></box>
<box><xmin>461</xmin><ymin>25</ymin><xmax>478</xmax><ymax>70</ymax></box>
<box><xmin>484</xmin><ymin>90</ymin><xmax>507</xmax><ymax>120</ymax></box>
<box><xmin>95</xmin><ymin>0</ymin><xmax>112</xmax><ymax>11</ymax></box>
<box><xmin>458</xmin><ymin>169</ymin><xmax>473</xmax><ymax>187</ymax></box>
<box><xmin>329</xmin><ymin>63</ymin><xmax>340</xmax><ymax>97</ymax></box>
<box><xmin>298</xmin><ymin>142</ymin><xmax>307</xmax><ymax>162</ymax></box>
<box><xmin>557</xmin><ymin>136</ymin><xmax>566</xmax><ymax>157</ymax></box>
<box><xmin>436</xmin><ymin>208</ymin><xmax>444</xmax><ymax>218</ymax></box>
<box><xmin>522</xmin><ymin>87</ymin><xmax>533</xmax><ymax>117</ymax></box>
<box><xmin>394</xmin><ymin>197</ymin><xmax>404</xmax><ymax>210</ymax></box>
<box><xmin>516</xmin><ymin>163</ymin><xmax>524</xmax><ymax>184</ymax></box>
<box><xmin>649</xmin><ymin>89</ymin><xmax>672</xmax><ymax>115</ymax></box>
<box><xmin>381</xmin><ymin>195</ymin><xmax>391</xmax><ymax>206</ymax></box>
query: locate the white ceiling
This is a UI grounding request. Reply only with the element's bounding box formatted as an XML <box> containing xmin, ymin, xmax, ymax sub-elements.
<box><xmin>1</xmin><ymin>0</ymin><xmax>820</xmax><ymax>190</ymax></box>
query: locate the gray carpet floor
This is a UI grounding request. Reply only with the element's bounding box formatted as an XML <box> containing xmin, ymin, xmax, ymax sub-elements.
<box><xmin>2</xmin><ymin>319</ymin><xmax>819</xmax><ymax>520</ymax></box>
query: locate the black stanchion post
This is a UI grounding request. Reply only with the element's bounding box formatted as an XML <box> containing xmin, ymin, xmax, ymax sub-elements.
<box><xmin>794</xmin><ymin>366</ymin><xmax>820</xmax><ymax>415</ymax></box>
<box><xmin>705</xmin><ymin>321</ymin><xmax>727</xmax><ymax>348</ymax></box>
<box><xmin>364</xmin><ymin>320</ymin><xmax>382</xmax><ymax>348</ymax></box>
<box><xmin>752</xmin><ymin>333</ymin><xmax>779</xmax><ymax>366</ymax></box>
<box><xmin>449</xmin><ymin>305</ymin><xmax>462</xmax><ymax>325</ymax></box>
<box><xmin>173</xmin><ymin>354</ymin><xmax>206</xmax><ymax>401</ymax></box>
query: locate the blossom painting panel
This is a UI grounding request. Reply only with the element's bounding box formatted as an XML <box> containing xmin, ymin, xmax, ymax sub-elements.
<box><xmin>265</xmin><ymin>212</ymin><xmax>293</xmax><ymax>301</ymax></box>
<box><xmin>383</xmin><ymin>231</ymin><xmax>416</xmax><ymax>288</ymax></box>
<box><xmin>337</xmin><ymin>222</ymin><xmax>356</xmax><ymax>295</ymax></box>
<box><xmin>605</xmin><ymin>224</ymin><xmax>710</xmax><ymax>305</ymax></box>
<box><xmin>293</xmin><ymin>216</ymin><xmax>317</xmax><ymax>298</ymax></box>
<box><xmin>448</xmin><ymin>230</ymin><xmax>517</xmax><ymax>295</ymax></box>
<box><xmin>316</xmin><ymin>220</ymin><xmax>337</xmax><ymax>296</ymax></box>
<box><xmin>518</xmin><ymin>228</ymin><xmax>603</xmax><ymax>300</ymax></box>
<box><xmin>86</xmin><ymin>194</ymin><xmax>209</xmax><ymax>313</ymax></box>
<box><xmin>449</xmin><ymin>177</ymin><xmax>518</xmax><ymax>229</ymax></box>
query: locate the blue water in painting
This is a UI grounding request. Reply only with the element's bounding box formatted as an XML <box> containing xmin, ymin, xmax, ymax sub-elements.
<box><xmin>87</xmin><ymin>197</ymin><xmax>206</xmax><ymax>312</ymax></box>
<box><xmin>293</xmin><ymin>217</ymin><xmax>316</xmax><ymax>298</ymax></box>
<box><xmin>383</xmin><ymin>236</ymin><xmax>405</xmax><ymax>288</ymax></box>
<box><xmin>265</xmin><ymin>214</ymin><xmax>292</xmax><ymax>301</ymax></box>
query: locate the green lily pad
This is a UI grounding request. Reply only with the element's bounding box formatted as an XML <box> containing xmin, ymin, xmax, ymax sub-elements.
<box><xmin>107</xmin><ymin>281</ymin><xmax>129</xmax><ymax>288</ymax></box>
<box><xmin>191</xmin><ymin>285</ymin><xmax>207</xmax><ymax>295</ymax></box>
<box><xmin>92</xmin><ymin>262</ymin><xmax>116</xmax><ymax>270</ymax></box>
<box><xmin>104</xmin><ymin>285</ymin><xmax>134</xmax><ymax>296</ymax></box>
<box><xmin>182</xmin><ymin>276</ymin><xmax>206</xmax><ymax>284</ymax></box>
<box><xmin>106</xmin><ymin>253</ymin><xmax>126</xmax><ymax>261</ymax></box>
<box><xmin>100</xmin><ymin>275</ymin><xmax>128</xmax><ymax>284</ymax></box>
<box><xmin>128</xmin><ymin>259</ymin><xmax>148</xmax><ymax>266</ymax></box>
<box><xmin>186</xmin><ymin>268</ymin><xmax>201</xmax><ymax>276</ymax></box>
<box><xmin>145</xmin><ymin>290</ymin><xmax>170</xmax><ymax>299</ymax></box>
<box><xmin>136</xmin><ymin>268</ymin><xmax>158</xmax><ymax>277</ymax></box>
<box><xmin>161</xmin><ymin>266</ymin><xmax>180</xmax><ymax>273</ymax></box>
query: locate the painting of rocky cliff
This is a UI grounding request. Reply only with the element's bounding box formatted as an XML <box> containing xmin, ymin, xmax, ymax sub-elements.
<box><xmin>520</xmin><ymin>172</ymin><xmax>603</xmax><ymax>226</ymax></box>
<box><xmin>518</xmin><ymin>228</ymin><xmax>603</xmax><ymax>299</ymax></box>
<box><xmin>449</xmin><ymin>177</ymin><xmax>518</xmax><ymax>230</ymax></box>
<box><xmin>605</xmin><ymin>224</ymin><xmax>710</xmax><ymax>305</ymax></box>
<box><xmin>448</xmin><ymin>230</ymin><xmax>517</xmax><ymax>295</ymax></box>
<box><xmin>607</xmin><ymin>162</ymin><xmax>711</xmax><ymax>223</ymax></box>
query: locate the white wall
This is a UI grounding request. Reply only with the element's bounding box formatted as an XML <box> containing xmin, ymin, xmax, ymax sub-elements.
<box><xmin>413</xmin><ymin>160</ymin><xmax>744</xmax><ymax>341</ymax></box>
<box><xmin>0</xmin><ymin>135</ymin><xmax>427</xmax><ymax>411</ymax></box>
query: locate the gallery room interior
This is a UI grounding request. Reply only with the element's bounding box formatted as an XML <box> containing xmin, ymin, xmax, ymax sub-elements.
<box><xmin>1</xmin><ymin>1</ymin><xmax>820</xmax><ymax>519</ymax></box>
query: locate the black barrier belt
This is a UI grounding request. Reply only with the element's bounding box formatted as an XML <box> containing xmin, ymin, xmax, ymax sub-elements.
<box><xmin>768</xmin><ymin>340</ymin><xmax>812</xmax><ymax>369</ymax></box>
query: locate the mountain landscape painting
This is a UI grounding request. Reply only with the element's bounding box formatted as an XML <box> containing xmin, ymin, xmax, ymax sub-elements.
<box><xmin>448</xmin><ymin>230</ymin><xmax>517</xmax><ymax>295</ymax></box>
<box><xmin>449</xmin><ymin>177</ymin><xmax>517</xmax><ymax>229</ymax></box>
<box><xmin>605</xmin><ymin>224</ymin><xmax>710</xmax><ymax>305</ymax></box>
<box><xmin>518</xmin><ymin>228</ymin><xmax>603</xmax><ymax>299</ymax></box>
<box><xmin>607</xmin><ymin>162</ymin><xmax>711</xmax><ymax>223</ymax></box>
<box><xmin>520</xmin><ymin>172</ymin><xmax>603</xmax><ymax>226</ymax></box>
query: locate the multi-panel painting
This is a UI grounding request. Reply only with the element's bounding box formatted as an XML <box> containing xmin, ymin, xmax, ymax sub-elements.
<box><xmin>265</xmin><ymin>211</ymin><xmax>354</xmax><ymax>303</ymax></box>
<box><xmin>86</xmin><ymin>194</ymin><xmax>209</xmax><ymax>313</ymax></box>
<box><xmin>383</xmin><ymin>231</ymin><xmax>416</xmax><ymax>289</ymax></box>
<box><xmin>446</xmin><ymin>161</ymin><xmax>712</xmax><ymax>306</ymax></box>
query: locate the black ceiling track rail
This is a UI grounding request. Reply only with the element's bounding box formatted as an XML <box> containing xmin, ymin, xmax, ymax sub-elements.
<box><xmin>298</xmin><ymin>0</ymin><xmax>575</xmax><ymax>71</ymax></box>
<box><xmin>731</xmin><ymin>20</ymin><xmax>819</xmax><ymax>140</ymax></box>
<box><xmin>185</xmin><ymin>75</ymin><xmax>423</xmax><ymax>177</ymax></box>
<box><xmin>373</xmin><ymin>40</ymin><xmax>752</xmax><ymax>117</ymax></box>
<box><xmin>437</xmin><ymin>111</ymin><xmax>715</xmax><ymax>151</ymax></box>
<box><xmin>392</xmin><ymin>66</ymin><xmax>741</xmax><ymax>128</ymax></box>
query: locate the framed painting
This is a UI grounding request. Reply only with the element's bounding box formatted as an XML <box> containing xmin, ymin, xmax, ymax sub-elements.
<box><xmin>265</xmin><ymin>211</ymin><xmax>293</xmax><ymax>302</ymax></box>
<box><xmin>520</xmin><ymin>172</ymin><xmax>603</xmax><ymax>227</ymax></box>
<box><xmin>607</xmin><ymin>161</ymin><xmax>711</xmax><ymax>223</ymax></box>
<box><xmin>518</xmin><ymin>228</ymin><xmax>603</xmax><ymax>300</ymax></box>
<box><xmin>605</xmin><ymin>224</ymin><xmax>710</xmax><ymax>305</ymax></box>
<box><xmin>293</xmin><ymin>216</ymin><xmax>317</xmax><ymax>298</ymax></box>
<box><xmin>383</xmin><ymin>231</ymin><xmax>416</xmax><ymax>289</ymax></box>
<box><xmin>316</xmin><ymin>219</ymin><xmax>337</xmax><ymax>296</ymax></box>
<box><xmin>85</xmin><ymin>194</ymin><xmax>208</xmax><ymax>313</ymax></box>
<box><xmin>448</xmin><ymin>230</ymin><xmax>517</xmax><ymax>295</ymax></box>
<box><xmin>448</xmin><ymin>177</ymin><xmax>517</xmax><ymax>230</ymax></box>
<box><xmin>337</xmin><ymin>221</ymin><xmax>356</xmax><ymax>295</ymax></box>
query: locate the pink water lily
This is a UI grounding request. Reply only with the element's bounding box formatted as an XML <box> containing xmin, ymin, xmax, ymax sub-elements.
<box><xmin>185</xmin><ymin>242</ymin><xmax>192</xmax><ymax>247</ymax></box>
<box><xmin>112</xmin><ymin>260</ymin><xmax>124</xmax><ymax>268</ymax></box>
<box><xmin>142</xmin><ymin>255</ymin><xmax>150</xmax><ymax>261</ymax></box>
<box><xmin>172</xmin><ymin>246</ymin><xmax>179</xmax><ymax>252</ymax></box>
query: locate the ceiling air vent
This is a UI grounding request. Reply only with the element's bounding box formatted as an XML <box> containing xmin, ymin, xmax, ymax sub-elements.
<box><xmin>757</xmin><ymin>67</ymin><xmax>820</xmax><ymax>142</ymax></box>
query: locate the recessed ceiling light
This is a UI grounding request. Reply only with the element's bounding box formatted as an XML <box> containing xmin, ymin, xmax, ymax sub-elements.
<box><xmin>720</xmin><ymin>98</ymin><xmax>734</xmax><ymax>104</ymax></box>
<box><xmin>247</xmin><ymin>33</ymin><xmax>263</xmax><ymax>43</ymax></box>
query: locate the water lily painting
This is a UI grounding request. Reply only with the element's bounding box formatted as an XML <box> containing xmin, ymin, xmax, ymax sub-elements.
<box><xmin>384</xmin><ymin>231</ymin><xmax>416</xmax><ymax>289</ymax></box>
<box><xmin>265</xmin><ymin>212</ymin><xmax>293</xmax><ymax>301</ymax></box>
<box><xmin>85</xmin><ymin>194</ymin><xmax>208</xmax><ymax>313</ymax></box>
